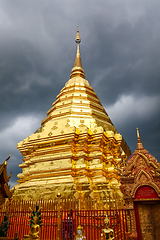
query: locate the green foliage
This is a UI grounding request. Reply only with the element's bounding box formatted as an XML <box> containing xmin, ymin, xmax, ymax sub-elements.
<box><xmin>0</xmin><ymin>213</ymin><xmax>10</xmax><ymax>237</ymax></box>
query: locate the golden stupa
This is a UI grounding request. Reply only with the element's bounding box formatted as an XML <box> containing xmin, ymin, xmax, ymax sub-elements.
<box><xmin>14</xmin><ymin>29</ymin><xmax>131</xmax><ymax>201</ymax></box>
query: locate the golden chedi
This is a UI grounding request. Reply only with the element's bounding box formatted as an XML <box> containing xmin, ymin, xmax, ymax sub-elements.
<box><xmin>13</xmin><ymin>29</ymin><xmax>131</xmax><ymax>202</ymax></box>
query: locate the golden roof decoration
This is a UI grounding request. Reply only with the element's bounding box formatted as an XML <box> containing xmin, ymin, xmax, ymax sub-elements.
<box><xmin>70</xmin><ymin>27</ymin><xmax>85</xmax><ymax>79</ymax></box>
<box><xmin>0</xmin><ymin>154</ymin><xmax>13</xmax><ymax>201</ymax></box>
<box><xmin>136</xmin><ymin>128</ymin><xmax>144</xmax><ymax>150</ymax></box>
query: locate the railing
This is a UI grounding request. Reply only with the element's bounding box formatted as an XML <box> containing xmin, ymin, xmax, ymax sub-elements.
<box><xmin>0</xmin><ymin>199</ymin><xmax>128</xmax><ymax>240</ymax></box>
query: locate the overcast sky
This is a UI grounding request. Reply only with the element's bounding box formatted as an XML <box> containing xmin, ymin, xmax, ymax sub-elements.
<box><xmin>0</xmin><ymin>0</ymin><xmax>160</xmax><ymax>187</ymax></box>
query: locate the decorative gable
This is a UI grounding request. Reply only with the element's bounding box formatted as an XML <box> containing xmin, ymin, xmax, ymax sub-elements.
<box><xmin>121</xmin><ymin>128</ymin><xmax>160</xmax><ymax>200</ymax></box>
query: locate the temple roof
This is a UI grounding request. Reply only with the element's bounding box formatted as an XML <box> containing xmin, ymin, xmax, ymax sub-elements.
<box><xmin>120</xmin><ymin>128</ymin><xmax>160</xmax><ymax>199</ymax></box>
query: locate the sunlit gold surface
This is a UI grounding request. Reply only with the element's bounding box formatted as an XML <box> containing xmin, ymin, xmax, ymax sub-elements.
<box><xmin>13</xmin><ymin>29</ymin><xmax>131</xmax><ymax>202</ymax></box>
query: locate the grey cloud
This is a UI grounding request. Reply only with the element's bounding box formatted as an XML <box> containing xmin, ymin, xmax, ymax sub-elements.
<box><xmin>0</xmin><ymin>0</ymin><xmax>159</xmax><ymax>185</ymax></box>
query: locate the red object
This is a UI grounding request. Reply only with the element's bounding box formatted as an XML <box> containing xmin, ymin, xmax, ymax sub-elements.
<box><xmin>135</xmin><ymin>186</ymin><xmax>159</xmax><ymax>200</ymax></box>
<box><xmin>134</xmin><ymin>203</ymin><xmax>142</xmax><ymax>240</ymax></box>
<box><xmin>0</xmin><ymin>204</ymin><xmax>129</xmax><ymax>240</ymax></box>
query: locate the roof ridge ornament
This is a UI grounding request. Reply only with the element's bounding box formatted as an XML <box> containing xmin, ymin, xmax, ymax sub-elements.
<box><xmin>70</xmin><ymin>27</ymin><xmax>85</xmax><ymax>79</ymax></box>
<box><xmin>4</xmin><ymin>153</ymin><xmax>11</xmax><ymax>165</ymax></box>
<box><xmin>75</xmin><ymin>26</ymin><xmax>81</xmax><ymax>43</ymax></box>
<box><xmin>136</xmin><ymin>128</ymin><xmax>144</xmax><ymax>150</ymax></box>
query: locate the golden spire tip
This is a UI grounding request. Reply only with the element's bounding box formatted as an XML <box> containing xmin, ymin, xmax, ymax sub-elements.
<box><xmin>136</xmin><ymin>128</ymin><xmax>140</xmax><ymax>138</ymax></box>
<box><xmin>136</xmin><ymin>127</ymin><xmax>144</xmax><ymax>150</ymax></box>
<box><xmin>75</xmin><ymin>26</ymin><xmax>81</xmax><ymax>43</ymax></box>
<box><xmin>70</xmin><ymin>27</ymin><xmax>85</xmax><ymax>79</ymax></box>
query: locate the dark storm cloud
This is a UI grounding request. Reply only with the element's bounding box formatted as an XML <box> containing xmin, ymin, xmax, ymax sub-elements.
<box><xmin>0</xmin><ymin>0</ymin><xmax>160</xmax><ymax>185</ymax></box>
<box><xmin>83</xmin><ymin>11</ymin><xmax>160</xmax><ymax>104</ymax></box>
<box><xmin>108</xmin><ymin>94</ymin><xmax>160</xmax><ymax>160</ymax></box>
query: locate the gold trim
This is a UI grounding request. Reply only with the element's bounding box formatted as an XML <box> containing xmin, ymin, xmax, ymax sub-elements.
<box><xmin>134</xmin><ymin>198</ymin><xmax>160</xmax><ymax>201</ymax></box>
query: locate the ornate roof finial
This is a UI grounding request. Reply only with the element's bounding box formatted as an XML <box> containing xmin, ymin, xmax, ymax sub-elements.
<box><xmin>136</xmin><ymin>128</ymin><xmax>144</xmax><ymax>150</ymax></box>
<box><xmin>70</xmin><ymin>27</ymin><xmax>85</xmax><ymax>79</ymax></box>
<box><xmin>137</xmin><ymin>127</ymin><xmax>140</xmax><ymax>138</ymax></box>
<box><xmin>4</xmin><ymin>153</ymin><xmax>11</xmax><ymax>165</ymax></box>
<box><xmin>75</xmin><ymin>26</ymin><xmax>81</xmax><ymax>43</ymax></box>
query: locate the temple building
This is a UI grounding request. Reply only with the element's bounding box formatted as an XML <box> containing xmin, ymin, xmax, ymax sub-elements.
<box><xmin>0</xmin><ymin>154</ymin><xmax>12</xmax><ymax>207</ymax></box>
<box><xmin>13</xmin><ymin>29</ymin><xmax>131</xmax><ymax>202</ymax></box>
<box><xmin>121</xmin><ymin>128</ymin><xmax>160</xmax><ymax>240</ymax></box>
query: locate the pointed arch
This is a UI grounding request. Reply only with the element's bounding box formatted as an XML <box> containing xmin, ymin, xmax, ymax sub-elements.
<box><xmin>131</xmin><ymin>181</ymin><xmax>160</xmax><ymax>198</ymax></box>
<box><xmin>136</xmin><ymin>169</ymin><xmax>152</xmax><ymax>183</ymax></box>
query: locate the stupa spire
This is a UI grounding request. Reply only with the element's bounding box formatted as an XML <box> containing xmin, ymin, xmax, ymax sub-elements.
<box><xmin>136</xmin><ymin>128</ymin><xmax>144</xmax><ymax>150</ymax></box>
<box><xmin>70</xmin><ymin>27</ymin><xmax>85</xmax><ymax>79</ymax></box>
<box><xmin>15</xmin><ymin>29</ymin><xmax>131</xmax><ymax>201</ymax></box>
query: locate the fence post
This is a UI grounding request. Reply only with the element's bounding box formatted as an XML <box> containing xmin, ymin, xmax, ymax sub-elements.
<box><xmin>57</xmin><ymin>192</ymin><xmax>61</xmax><ymax>240</ymax></box>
